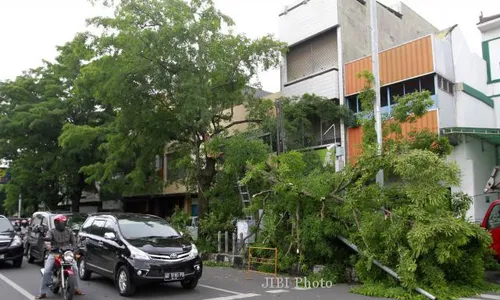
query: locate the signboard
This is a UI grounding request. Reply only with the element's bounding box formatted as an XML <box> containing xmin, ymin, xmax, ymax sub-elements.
<box><xmin>0</xmin><ymin>169</ymin><xmax>11</xmax><ymax>184</ymax></box>
<box><xmin>237</xmin><ymin>219</ymin><xmax>255</xmax><ymax>244</ymax></box>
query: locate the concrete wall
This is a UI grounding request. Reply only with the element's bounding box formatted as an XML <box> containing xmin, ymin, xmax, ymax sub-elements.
<box><xmin>490</xmin><ymin>82</ymin><xmax>500</xmax><ymax>97</ymax></box>
<box><xmin>337</xmin><ymin>0</ymin><xmax>438</xmax><ymax>63</ymax></box>
<box><xmin>278</xmin><ymin>0</ymin><xmax>339</xmax><ymax>46</ymax></box>
<box><xmin>282</xmin><ymin>69</ymin><xmax>339</xmax><ymax>98</ymax></box>
<box><xmin>437</xmin><ymin>90</ymin><xmax>456</xmax><ymax>128</ymax></box>
<box><xmin>489</xmin><ymin>38</ymin><xmax>500</xmax><ymax>81</ymax></box>
<box><xmin>449</xmin><ymin>135</ymin><xmax>497</xmax><ymax>222</ymax></box>
<box><xmin>451</xmin><ymin>27</ymin><xmax>489</xmax><ymax>92</ymax></box>
<box><xmin>483</xmin><ymin>26</ymin><xmax>500</xmax><ymax>42</ymax></box>
<box><xmin>455</xmin><ymin>92</ymin><xmax>496</xmax><ymax>128</ymax></box>
<box><xmin>433</xmin><ymin>34</ymin><xmax>455</xmax><ymax>82</ymax></box>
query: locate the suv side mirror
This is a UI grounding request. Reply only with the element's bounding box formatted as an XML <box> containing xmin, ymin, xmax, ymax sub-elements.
<box><xmin>104</xmin><ymin>232</ymin><xmax>116</xmax><ymax>240</ymax></box>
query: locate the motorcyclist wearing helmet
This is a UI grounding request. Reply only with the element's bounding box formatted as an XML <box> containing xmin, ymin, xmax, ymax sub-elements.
<box><xmin>36</xmin><ymin>214</ymin><xmax>85</xmax><ymax>299</ymax></box>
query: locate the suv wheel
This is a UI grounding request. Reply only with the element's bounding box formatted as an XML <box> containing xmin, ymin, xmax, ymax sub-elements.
<box><xmin>181</xmin><ymin>278</ymin><xmax>198</xmax><ymax>289</ymax></box>
<box><xmin>27</xmin><ymin>246</ymin><xmax>35</xmax><ymax>264</ymax></box>
<box><xmin>78</xmin><ymin>257</ymin><xmax>92</xmax><ymax>280</ymax></box>
<box><xmin>12</xmin><ymin>257</ymin><xmax>23</xmax><ymax>268</ymax></box>
<box><xmin>116</xmin><ymin>266</ymin><xmax>135</xmax><ymax>296</ymax></box>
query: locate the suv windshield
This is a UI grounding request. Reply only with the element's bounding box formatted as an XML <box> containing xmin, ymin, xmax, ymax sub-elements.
<box><xmin>67</xmin><ymin>214</ymin><xmax>87</xmax><ymax>230</ymax></box>
<box><xmin>0</xmin><ymin>218</ymin><xmax>14</xmax><ymax>234</ymax></box>
<box><xmin>118</xmin><ymin>217</ymin><xmax>180</xmax><ymax>239</ymax></box>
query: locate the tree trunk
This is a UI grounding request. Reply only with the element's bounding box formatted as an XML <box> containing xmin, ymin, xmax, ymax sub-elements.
<box><xmin>197</xmin><ymin>156</ymin><xmax>217</xmax><ymax>218</ymax></box>
<box><xmin>70</xmin><ymin>173</ymin><xmax>85</xmax><ymax>213</ymax></box>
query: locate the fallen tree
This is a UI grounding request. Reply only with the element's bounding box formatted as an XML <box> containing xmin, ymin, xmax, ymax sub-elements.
<box><xmin>240</xmin><ymin>72</ymin><xmax>495</xmax><ymax>299</ymax></box>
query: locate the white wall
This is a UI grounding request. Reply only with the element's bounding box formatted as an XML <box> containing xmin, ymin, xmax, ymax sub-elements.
<box><xmin>433</xmin><ymin>35</ymin><xmax>455</xmax><ymax>82</ymax></box>
<box><xmin>451</xmin><ymin>28</ymin><xmax>489</xmax><ymax>92</ymax></box>
<box><xmin>455</xmin><ymin>92</ymin><xmax>496</xmax><ymax>128</ymax></box>
<box><xmin>483</xmin><ymin>26</ymin><xmax>500</xmax><ymax>42</ymax></box>
<box><xmin>489</xmin><ymin>38</ymin><xmax>500</xmax><ymax>81</ymax></box>
<box><xmin>437</xmin><ymin>90</ymin><xmax>456</xmax><ymax>128</ymax></box>
<box><xmin>449</xmin><ymin>135</ymin><xmax>497</xmax><ymax>223</ymax></box>
<box><xmin>490</xmin><ymin>82</ymin><xmax>500</xmax><ymax>97</ymax></box>
<box><xmin>278</xmin><ymin>0</ymin><xmax>339</xmax><ymax>46</ymax></box>
<box><xmin>281</xmin><ymin>69</ymin><xmax>339</xmax><ymax>99</ymax></box>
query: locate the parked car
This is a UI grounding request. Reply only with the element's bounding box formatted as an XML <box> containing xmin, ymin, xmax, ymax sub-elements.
<box><xmin>76</xmin><ymin>213</ymin><xmax>203</xmax><ymax>296</ymax></box>
<box><xmin>0</xmin><ymin>215</ymin><xmax>24</xmax><ymax>267</ymax></box>
<box><xmin>25</xmin><ymin>211</ymin><xmax>89</xmax><ymax>264</ymax></box>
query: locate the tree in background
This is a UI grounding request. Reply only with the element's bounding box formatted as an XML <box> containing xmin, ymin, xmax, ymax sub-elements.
<box><xmin>63</xmin><ymin>0</ymin><xmax>286</xmax><ymax>218</ymax></box>
<box><xmin>0</xmin><ymin>34</ymin><xmax>112</xmax><ymax>214</ymax></box>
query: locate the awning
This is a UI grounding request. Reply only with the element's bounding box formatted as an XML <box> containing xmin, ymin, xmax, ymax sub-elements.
<box><xmin>441</xmin><ymin>127</ymin><xmax>500</xmax><ymax>145</ymax></box>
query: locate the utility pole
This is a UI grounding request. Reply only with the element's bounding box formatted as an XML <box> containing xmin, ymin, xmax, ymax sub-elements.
<box><xmin>370</xmin><ymin>0</ymin><xmax>384</xmax><ymax>185</ymax></box>
<box><xmin>18</xmin><ymin>194</ymin><xmax>22</xmax><ymax>218</ymax></box>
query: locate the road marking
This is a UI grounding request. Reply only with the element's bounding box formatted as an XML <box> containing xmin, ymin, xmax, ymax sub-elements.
<box><xmin>265</xmin><ymin>289</ymin><xmax>289</xmax><ymax>293</ymax></box>
<box><xmin>481</xmin><ymin>295</ymin><xmax>500</xmax><ymax>300</ymax></box>
<box><xmin>201</xmin><ymin>293</ymin><xmax>260</xmax><ymax>300</ymax></box>
<box><xmin>0</xmin><ymin>272</ymin><xmax>35</xmax><ymax>299</ymax></box>
<box><xmin>199</xmin><ymin>284</ymin><xmax>244</xmax><ymax>295</ymax></box>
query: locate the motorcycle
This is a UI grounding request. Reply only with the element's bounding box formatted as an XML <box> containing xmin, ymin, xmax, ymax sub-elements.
<box><xmin>39</xmin><ymin>248</ymin><xmax>79</xmax><ymax>300</ymax></box>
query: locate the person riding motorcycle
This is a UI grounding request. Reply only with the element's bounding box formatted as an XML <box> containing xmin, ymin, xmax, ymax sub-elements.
<box><xmin>20</xmin><ymin>219</ymin><xmax>28</xmax><ymax>234</ymax></box>
<box><xmin>36</xmin><ymin>214</ymin><xmax>85</xmax><ymax>299</ymax></box>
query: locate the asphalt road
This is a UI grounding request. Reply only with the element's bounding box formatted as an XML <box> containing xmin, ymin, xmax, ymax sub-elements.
<box><xmin>1</xmin><ymin>258</ymin><xmax>500</xmax><ymax>300</ymax></box>
<box><xmin>0</xmin><ymin>257</ymin><xmax>392</xmax><ymax>300</ymax></box>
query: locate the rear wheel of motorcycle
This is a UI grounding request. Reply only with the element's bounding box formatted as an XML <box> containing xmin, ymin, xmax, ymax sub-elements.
<box><xmin>12</xmin><ymin>257</ymin><xmax>22</xmax><ymax>268</ymax></box>
<box><xmin>78</xmin><ymin>257</ymin><xmax>92</xmax><ymax>280</ymax></box>
<box><xmin>27</xmin><ymin>246</ymin><xmax>35</xmax><ymax>264</ymax></box>
<box><xmin>63</xmin><ymin>275</ymin><xmax>76</xmax><ymax>300</ymax></box>
<box><xmin>116</xmin><ymin>266</ymin><xmax>135</xmax><ymax>297</ymax></box>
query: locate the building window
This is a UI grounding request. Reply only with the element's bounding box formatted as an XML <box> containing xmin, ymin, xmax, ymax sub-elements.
<box><xmin>405</xmin><ymin>78</ymin><xmax>420</xmax><ymax>94</ymax></box>
<box><xmin>155</xmin><ymin>155</ymin><xmax>164</xmax><ymax>170</ymax></box>
<box><xmin>389</xmin><ymin>82</ymin><xmax>404</xmax><ymax>102</ymax></box>
<box><xmin>347</xmin><ymin>95</ymin><xmax>358</xmax><ymax>113</ymax></box>
<box><xmin>381</xmin><ymin>86</ymin><xmax>389</xmax><ymax>107</ymax></box>
<box><xmin>420</xmin><ymin>74</ymin><xmax>436</xmax><ymax>95</ymax></box>
<box><xmin>437</xmin><ymin>74</ymin><xmax>454</xmax><ymax>95</ymax></box>
<box><xmin>286</xmin><ymin>29</ymin><xmax>338</xmax><ymax>82</ymax></box>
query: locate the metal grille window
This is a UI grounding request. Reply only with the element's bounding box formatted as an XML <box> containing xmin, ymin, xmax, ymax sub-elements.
<box><xmin>286</xmin><ymin>29</ymin><xmax>338</xmax><ymax>82</ymax></box>
<box><xmin>437</xmin><ymin>74</ymin><xmax>454</xmax><ymax>95</ymax></box>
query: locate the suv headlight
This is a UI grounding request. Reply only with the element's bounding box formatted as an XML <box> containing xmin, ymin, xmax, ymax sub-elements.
<box><xmin>129</xmin><ymin>246</ymin><xmax>150</xmax><ymax>260</ymax></box>
<box><xmin>189</xmin><ymin>243</ymin><xmax>198</xmax><ymax>258</ymax></box>
<box><xmin>10</xmin><ymin>235</ymin><xmax>21</xmax><ymax>247</ymax></box>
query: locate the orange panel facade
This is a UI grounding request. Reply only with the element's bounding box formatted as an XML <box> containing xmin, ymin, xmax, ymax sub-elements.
<box><xmin>347</xmin><ymin>110</ymin><xmax>438</xmax><ymax>164</ymax></box>
<box><xmin>344</xmin><ymin>36</ymin><xmax>434</xmax><ymax>96</ymax></box>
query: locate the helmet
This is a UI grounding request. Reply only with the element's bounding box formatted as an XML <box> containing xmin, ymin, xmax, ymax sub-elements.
<box><xmin>54</xmin><ymin>215</ymin><xmax>68</xmax><ymax>231</ymax></box>
<box><xmin>21</xmin><ymin>219</ymin><xmax>28</xmax><ymax>227</ymax></box>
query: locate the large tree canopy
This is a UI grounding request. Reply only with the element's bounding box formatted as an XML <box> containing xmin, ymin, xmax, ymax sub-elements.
<box><xmin>67</xmin><ymin>0</ymin><xmax>287</xmax><ymax>216</ymax></box>
<box><xmin>0</xmin><ymin>33</ymin><xmax>112</xmax><ymax>214</ymax></box>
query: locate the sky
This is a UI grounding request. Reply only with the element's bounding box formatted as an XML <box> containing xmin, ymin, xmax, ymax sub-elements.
<box><xmin>0</xmin><ymin>0</ymin><xmax>498</xmax><ymax>93</ymax></box>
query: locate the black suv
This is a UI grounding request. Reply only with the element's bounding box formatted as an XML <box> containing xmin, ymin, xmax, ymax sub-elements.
<box><xmin>77</xmin><ymin>213</ymin><xmax>203</xmax><ymax>296</ymax></box>
<box><xmin>0</xmin><ymin>215</ymin><xmax>24</xmax><ymax>267</ymax></box>
<box><xmin>25</xmin><ymin>211</ymin><xmax>88</xmax><ymax>264</ymax></box>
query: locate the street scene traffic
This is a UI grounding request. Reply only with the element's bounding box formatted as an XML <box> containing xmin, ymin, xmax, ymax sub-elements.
<box><xmin>1</xmin><ymin>0</ymin><xmax>500</xmax><ymax>299</ymax></box>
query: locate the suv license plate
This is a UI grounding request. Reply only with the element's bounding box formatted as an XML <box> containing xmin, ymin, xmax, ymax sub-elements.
<box><xmin>164</xmin><ymin>272</ymin><xmax>184</xmax><ymax>281</ymax></box>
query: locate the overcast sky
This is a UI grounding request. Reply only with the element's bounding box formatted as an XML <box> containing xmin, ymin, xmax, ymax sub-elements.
<box><xmin>0</xmin><ymin>0</ymin><xmax>498</xmax><ymax>93</ymax></box>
